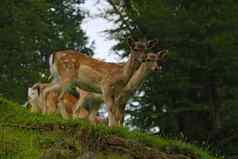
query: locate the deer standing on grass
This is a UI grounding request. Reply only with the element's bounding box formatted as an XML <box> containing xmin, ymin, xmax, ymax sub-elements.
<box><xmin>27</xmin><ymin>82</ymin><xmax>78</xmax><ymax>117</ymax></box>
<box><xmin>27</xmin><ymin>83</ymin><xmax>57</xmax><ymax>113</ymax></box>
<box><xmin>58</xmin><ymin>88</ymin><xmax>104</xmax><ymax>123</ymax></box>
<box><xmin>27</xmin><ymin>83</ymin><xmax>103</xmax><ymax>123</ymax></box>
<box><xmin>75</xmin><ymin>51</ymin><xmax>167</xmax><ymax>126</ymax></box>
<box><xmin>110</xmin><ymin>51</ymin><xmax>168</xmax><ymax>125</ymax></box>
<box><xmin>42</xmin><ymin>38</ymin><xmax>159</xmax><ymax>126</ymax></box>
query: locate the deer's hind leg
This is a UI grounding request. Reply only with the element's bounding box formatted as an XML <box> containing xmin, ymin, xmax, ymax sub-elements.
<box><xmin>41</xmin><ymin>82</ymin><xmax>62</xmax><ymax>114</ymax></box>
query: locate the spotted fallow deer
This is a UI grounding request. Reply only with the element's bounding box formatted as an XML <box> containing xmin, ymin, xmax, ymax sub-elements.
<box><xmin>27</xmin><ymin>83</ymin><xmax>104</xmax><ymax>123</ymax></box>
<box><xmin>57</xmin><ymin>88</ymin><xmax>104</xmax><ymax>123</ymax></box>
<box><xmin>73</xmin><ymin>51</ymin><xmax>166</xmax><ymax>125</ymax></box>
<box><xmin>42</xmin><ymin>38</ymin><xmax>159</xmax><ymax>126</ymax></box>
<box><xmin>27</xmin><ymin>83</ymin><xmax>77</xmax><ymax>117</ymax></box>
<box><xmin>27</xmin><ymin>83</ymin><xmax>53</xmax><ymax>113</ymax></box>
<box><xmin>109</xmin><ymin>50</ymin><xmax>168</xmax><ymax>126</ymax></box>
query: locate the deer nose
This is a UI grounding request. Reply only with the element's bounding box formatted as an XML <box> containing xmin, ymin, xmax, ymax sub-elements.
<box><xmin>153</xmin><ymin>65</ymin><xmax>160</xmax><ymax>71</ymax></box>
<box><xmin>154</xmin><ymin>67</ymin><xmax>159</xmax><ymax>71</ymax></box>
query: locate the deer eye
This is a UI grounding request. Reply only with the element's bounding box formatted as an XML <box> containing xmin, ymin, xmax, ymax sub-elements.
<box><xmin>134</xmin><ymin>47</ymin><xmax>144</xmax><ymax>52</ymax></box>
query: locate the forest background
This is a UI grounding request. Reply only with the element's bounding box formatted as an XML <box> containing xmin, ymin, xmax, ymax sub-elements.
<box><xmin>0</xmin><ymin>0</ymin><xmax>237</xmax><ymax>158</ymax></box>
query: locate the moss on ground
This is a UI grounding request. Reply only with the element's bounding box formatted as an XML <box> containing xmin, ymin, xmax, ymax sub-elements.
<box><xmin>0</xmin><ymin>97</ymin><xmax>221</xmax><ymax>159</ymax></box>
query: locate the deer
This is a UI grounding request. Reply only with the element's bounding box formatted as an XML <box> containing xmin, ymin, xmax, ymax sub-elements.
<box><xmin>75</xmin><ymin>50</ymin><xmax>167</xmax><ymax>126</ymax></box>
<box><xmin>42</xmin><ymin>38</ymin><xmax>159</xmax><ymax>126</ymax></box>
<box><xmin>74</xmin><ymin>51</ymin><xmax>167</xmax><ymax>125</ymax></box>
<box><xmin>27</xmin><ymin>83</ymin><xmax>104</xmax><ymax>123</ymax></box>
<box><xmin>57</xmin><ymin>87</ymin><xmax>104</xmax><ymax>123</ymax></box>
<box><xmin>27</xmin><ymin>83</ymin><xmax>53</xmax><ymax>113</ymax></box>
<box><xmin>27</xmin><ymin>82</ymin><xmax>78</xmax><ymax>117</ymax></box>
<box><xmin>109</xmin><ymin>50</ymin><xmax>168</xmax><ymax>126</ymax></box>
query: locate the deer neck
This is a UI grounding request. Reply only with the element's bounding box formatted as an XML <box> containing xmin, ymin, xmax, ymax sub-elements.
<box><xmin>124</xmin><ymin>63</ymin><xmax>151</xmax><ymax>94</ymax></box>
<box><xmin>114</xmin><ymin>63</ymin><xmax>151</xmax><ymax>112</ymax></box>
<box><xmin>123</xmin><ymin>51</ymin><xmax>141</xmax><ymax>82</ymax></box>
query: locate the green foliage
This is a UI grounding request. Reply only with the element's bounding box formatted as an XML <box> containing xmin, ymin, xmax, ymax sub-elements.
<box><xmin>0</xmin><ymin>97</ymin><xmax>219</xmax><ymax>159</ymax></box>
<box><xmin>0</xmin><ymin>0</ymin><xmax>92</xmax><ymax>103</ymax></box>
<box><xmin>104</xmin><ymin>0</ymin><xmax>238</xmax><ymax>158</ymax></box>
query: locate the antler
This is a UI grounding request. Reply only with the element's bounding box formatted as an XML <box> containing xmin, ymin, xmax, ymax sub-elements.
<box><xmin>157</xmin><ymin>49</ymin><xmax>168</xmax><ymax>61</ymax></box>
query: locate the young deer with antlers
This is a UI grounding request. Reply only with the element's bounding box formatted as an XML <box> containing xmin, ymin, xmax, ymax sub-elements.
<box><xmin>43</xmin><ymin>39</ymin><xmax>159</xmax><ymax>126</ymax></box>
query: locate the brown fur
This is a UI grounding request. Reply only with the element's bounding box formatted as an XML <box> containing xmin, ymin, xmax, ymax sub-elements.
<box><xmin>73</xmin><ymin>89</ymin><xmax>104</xmax><ymax>123</ymax></box>
<box><xmin>112</xmin><ymin>51</ymin><xmax>168</xmax><ymax>123</ymax></box>
<box><xmin>28</xmin><ymin>82</ymin><xmax>104</xmax><ymax>123</ymax></box>
<box><xmin>43</xmin><ymin>39</ymin><xmax>160</xmax><ymax>126</ymax></box>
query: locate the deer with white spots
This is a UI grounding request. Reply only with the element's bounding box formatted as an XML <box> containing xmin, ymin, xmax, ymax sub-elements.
<box><xmin>43</xmin><ymin>38</ymin><xmax>160</xmax><ymax>126</ymax></box>
<box><xmin>111</xmin><ymin>51</ymin><xmax>168</xmax><ymax>125</ymax></box>
<box><xmin>27</xmin><ymin>82</ymin><xmax>104</xmax><ymax>123</ymax></box>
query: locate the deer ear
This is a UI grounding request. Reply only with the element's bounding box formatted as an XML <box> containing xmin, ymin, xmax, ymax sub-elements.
<box><xmin>147</xmin><ymin>39</ymin><xmax>159</xmax><ymax>49</ymax></box>
<box><xmin>158</xmin><ymin>50</ymin><xmax>168</xmax><ymax>59</ymax></box>
<box><xmin>32</xmin><ymin>83</ymin><xmax>40</xmax><ymax>89</ymax></box>
<box><xmin>32</xmin><ymin>83</ymin><xmax>41</xmax><ymax>95</ymax></box>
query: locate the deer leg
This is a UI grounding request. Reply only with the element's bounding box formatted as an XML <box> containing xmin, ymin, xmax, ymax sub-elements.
<box><xmin>103</xmin><ymin>93</ymin><xmax>117</xmax><ymax>127</ymax></box>
<box><xmin>73</xmin><ymin>95</ymin><xmax>87</xmax><ymax>119</ymax></box>
<box><xmin>118</xmin><ymin>108</ymin><xmax>125</xmax><ymax>126</ymax></box>
<box><xmin>112</xmin><ymin>102</ymin><xmax>125</xmax><ymax>126</ymax></box>
<box><xmin>41</xmin><ymin>83</ymin><xmax>61</xmax><ymax>114</ymax></box>
<box><xmin>114</xmin><ymin>92</ymin><xmax>129</xmax><ymax>126</ymax></box>
<box><xmin>102</xmin><ymin>84</ymin><xmax>121</xmax><ymax>127</ymax></box>
<box><xmin>46</xmin><ymin>95</ymin><xmax>58</xmax><ymax>115</ymax></box>
<box><xmin>58</xmin><ymin>100</ymin><xmax>70</xmax><ymax>119</ymax></box>
<box><xmin>88</xmin><ymin>102</ymin><xmax>101</xmax><ymax>124</ymax></box>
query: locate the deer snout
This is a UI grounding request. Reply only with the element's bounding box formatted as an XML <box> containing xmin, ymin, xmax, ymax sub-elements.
<box><xmin>152</xmin><ymin>63</ymin><xmax>161</xmax><ymax>71</ymax></box>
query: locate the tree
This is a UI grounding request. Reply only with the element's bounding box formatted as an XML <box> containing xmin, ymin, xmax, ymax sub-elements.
<box><xmin>0</xmin><ymin>0</ymin><xmax>92</xmax><ymax>103</ymax></box>
<box><xmin>104</xmin><ymin>0</ymin><xmax>238</xmax><ymax>157</ymax></box>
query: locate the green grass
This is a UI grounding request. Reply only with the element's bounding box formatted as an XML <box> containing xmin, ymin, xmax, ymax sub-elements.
<box><xmin>0</xmin><ymin>97</ymin><xmax>221</xmax><ymax>159</ymax></box>
<box><xmin>0</xmin><ymin>127</ymin><xmax>56</xmax><ymax>159</ymax></box>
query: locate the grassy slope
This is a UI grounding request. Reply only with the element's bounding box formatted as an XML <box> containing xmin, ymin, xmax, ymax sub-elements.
<box><xmin>0</xmin><ymin>97</ymin><xmax>220</xmax><ymax>159</ymax></box>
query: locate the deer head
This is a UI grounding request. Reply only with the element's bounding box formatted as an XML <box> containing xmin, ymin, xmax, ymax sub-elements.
<box><xmin>27</xmin><ymin>83</ymin><xmax>45</xmax><ymax>113</ymax></box>
<box><xmin>127</xmin><ymin>38</ymin><xmax>160</xmax><ymax>63</ymax></box>
<box><xmin>144</xmin><ymin>49</ymin><xmax>168</xmax><ymax>72</ymax></box>
<box><xmin>28</xmin><ymin>83</ymin><xmax>43</xmax><ymax>101</ymax></box>
<box><xmin>123</xmin><ymin>37</ymin><xmax>160</xmax><ymax>81</ymax></box>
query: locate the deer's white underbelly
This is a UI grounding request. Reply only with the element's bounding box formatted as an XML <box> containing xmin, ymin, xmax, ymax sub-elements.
<box><xmin>77</xmin><ymin>65</ymin><xmax>102</xmax><ymax>93</ymax></box>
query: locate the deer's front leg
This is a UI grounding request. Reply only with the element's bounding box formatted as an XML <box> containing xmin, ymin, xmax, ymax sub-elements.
<box><xmin>114</xmin><ymin>95</ymin><xmax>128</xmax><ymax>126</ymax></box>
<box><xmin>105</xmin><ymin>96</ymin><xmax>117</xmax><ymax>127</ymax></box>
<box><xmin>102</xmin><ymin>86</ymin><xmax>118</xmax><ymax>127</ymax></box>
<box><xmin>58</xmin><ymin>100</ymin><xmax>70</xmax><ymax>119</ymax></box>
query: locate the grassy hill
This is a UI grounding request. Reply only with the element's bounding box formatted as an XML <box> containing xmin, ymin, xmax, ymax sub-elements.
<box><xmin>0</xmin><ymin>97</ymin><xmax>221</xmax><ymax>159</ymax></box>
